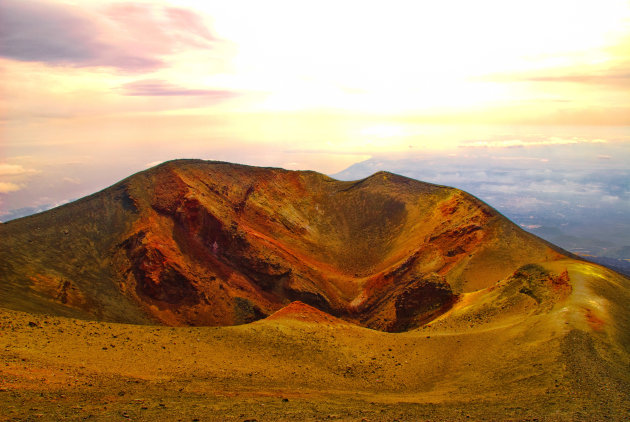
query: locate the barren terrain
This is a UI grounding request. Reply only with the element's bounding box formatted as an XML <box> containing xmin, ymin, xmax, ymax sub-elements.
<box><xmin>1</xmin><ymin>161</ymin><xmax>629</xmax><ymax>420</ymax></box>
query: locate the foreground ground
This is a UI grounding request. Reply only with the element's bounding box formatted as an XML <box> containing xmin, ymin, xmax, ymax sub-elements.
<box><xmin>2</xmin><ymin>260</ymin><xmax>630</xmax><ymax>421</ymax></box>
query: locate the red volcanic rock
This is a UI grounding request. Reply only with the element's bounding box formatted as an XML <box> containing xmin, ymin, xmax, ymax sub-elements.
<box><xmin>267</xmin><ymin>301</ymin><xmax>346</xmax><ymax>325</ymax></box>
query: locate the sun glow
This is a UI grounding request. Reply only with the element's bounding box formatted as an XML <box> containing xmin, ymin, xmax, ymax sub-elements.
<box><xmin>2</xmin><ymin>0</ymin><xmax>629</xmax><ymax>124</ymax></box>
<box><xmin>172</xmin><ymin>0</ymin><xmax>630</xmax><ymax>115</ymax></box>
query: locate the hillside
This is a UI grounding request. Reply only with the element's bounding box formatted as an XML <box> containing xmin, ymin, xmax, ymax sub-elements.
<box><xmin>1</xmin><ymin>258</ymin><xmax>630</xmax><ymax>420</ymax></box>
<box><xmin>1</xmin><ymin>159</ymin><xmax>630</xmax><ymax>419</ymax></box>
<box><xmin>1</xmin><ymin>159</ymin><xmax>567</xmax><ymax>331</ymax></box>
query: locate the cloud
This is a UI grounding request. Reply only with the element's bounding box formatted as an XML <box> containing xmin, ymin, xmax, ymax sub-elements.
<box><xmin>0</xmin><ymin>163</ymin><xmax>39</xmax><ymax>176</ymax></box>
<box><xmin>477</xmin><ymin>183</ymin><xmax>519</xmax><ymax>194</ymax></box>
<box><xmin>121</xmin><ymin>80</ymin><xmax>240</xmax><ymax>99</ymax></box>
<box><xmin>0</xmin><ymin>1</ymin><xmax>104</xmax><ymax>64</ymax></box>
<box><xmin>0</xmin><ymin>163</ymin><xmax>38</xmax><ymax>195</ymax></box>
<box><xmin>0</xmin><ymin>0</ymin><xmax>217</xmax><ymax>72</ymax></box>
<box><xmin>478</xmin><ymin>63</ymin><xmax>630</xmax><ymax>88</ymax></box>
<box><xmin>145</xmin><ymin>161</ymin><xmax>164</xmax><ymax>168</ymax></box>
<box><xmin>461</xmin><ymin>137</ymin><xmax>607</xmax><ymax>149</ymax></box>
<box><xmin>106</xmin><ymin>3</ymin><xmax>216</xmax><ymax>50</ymax></box>
<box><xmin>602</xmin><ymin>195</ymin><xmax>620</xmax><ymax>203</ymax></box>
<box><xmin>62</xmin><ymin>177</ymin><xmax>81</xmax><ymax>185</ymax></box>
<box><xmin>0</xmin><ymin>182</ymin><xmax>21</xmax><ymax>193</ymax></box>
<box><xmin>521</xmin><ymin>70</ymin><xmax>630</xmax><ymax>86</ymax></box>
<box><xmin>490</xmin><ymin>156</ymin><xmax>549</xmax><ymax>161</ymax></box>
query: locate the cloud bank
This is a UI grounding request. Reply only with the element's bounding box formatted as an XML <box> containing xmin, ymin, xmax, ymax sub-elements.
<box><xmin>0</xmin><ymin>0</ymin><xmax>217</xmax><ymax>72</ymax></box>
<box><xmin>0</xmin><ymin>163</ymin><xmax>39</xmax><ymax>177</ymax></box>
<box><xmin>121</xmin><ymin>79</ymin><xmax>239</xmax><ymax>99</ymax></box>
<box><xmin>461</xmin><ymin>137</ymin><xmax>607</xmax><ymax>149</ymax></box>
<box><xmin>0</xmin><ymin>182</ymin><xmax>21</xmax><ymax>194</ymax></box>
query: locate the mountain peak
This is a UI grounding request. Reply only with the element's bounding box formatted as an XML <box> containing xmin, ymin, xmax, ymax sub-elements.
<box><xmin>0</xmin><ymin>160</ymin><xmax>569</xmax><ymax>330</ymax></box>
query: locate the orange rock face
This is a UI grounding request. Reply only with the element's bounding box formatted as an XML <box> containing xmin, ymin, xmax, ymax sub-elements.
<box><xmin>267</xmin><ymin>301</ymin><xmax>346</xmax><ymax>325</ymax></box>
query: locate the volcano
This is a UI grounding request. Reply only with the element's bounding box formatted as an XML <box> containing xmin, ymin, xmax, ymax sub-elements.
<box><xmin>1</xmin><ymin>159</ymin><xmax>567</xmax><ymax>330</ymax></box>
<box><xmin>1</xmin><ymin>160</ymin><xmax>629</xmax><ymax>420</ymax></box>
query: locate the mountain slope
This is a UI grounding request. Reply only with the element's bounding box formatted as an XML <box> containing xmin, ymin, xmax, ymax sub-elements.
<box><xmin>1</xmin><ymin>258</ymin><xmax>629</xmax><ymax>420</ymax></box>
<box><xmin>0</xmin><ymin>159</ymin><xmax>573</xmax><ymax>330</ymax></box>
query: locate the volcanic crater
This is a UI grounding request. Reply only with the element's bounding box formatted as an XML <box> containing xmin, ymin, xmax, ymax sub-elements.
<box><xmin>0</xmin><ymin>159</ymin><xmax>567</xmax><ymax>331</ymax></box>
<box><xmin>2</xmin><ymin>159</ymin><xmax>630</xmax><ymax>420</ymax></box>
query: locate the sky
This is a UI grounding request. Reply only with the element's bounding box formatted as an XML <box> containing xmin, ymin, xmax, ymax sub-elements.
<box><xmin>1</xmin><ymin>0</ymin><xmax>630</xmax><ymax>218</ymax></box>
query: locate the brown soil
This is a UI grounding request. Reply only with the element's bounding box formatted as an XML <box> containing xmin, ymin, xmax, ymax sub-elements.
<box><xmin>1</xmin><ymin>261</ymin><xmax>629</xmax><ymax>420</ymax></box>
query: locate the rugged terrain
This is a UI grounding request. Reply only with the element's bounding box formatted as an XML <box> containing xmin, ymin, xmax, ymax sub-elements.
<box><xmin>1</xmin><ymin>259</ymin><xmax>630</xmax><ymax>420</ymax></box>
<box><xmin>0</xmin><ymin>159</ymin><xmax>566</xmax><ymax>331</ymax></box>
<box><xmin>1</xmin><ymin>159</ymin><xmax>629</xmax><ymax>420</ymax></box>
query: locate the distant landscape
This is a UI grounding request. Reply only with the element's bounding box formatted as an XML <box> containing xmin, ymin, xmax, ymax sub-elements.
<box><xmin>334</xmin><ymin>140</ymin><xmax>630</xmax><ymax>276</ymax></box>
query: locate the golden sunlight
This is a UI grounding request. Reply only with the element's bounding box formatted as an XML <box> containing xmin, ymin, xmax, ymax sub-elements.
<box><xmin>178</xmin><ymin>0</ymin><xmax>630</xmax><ymax>117</ymax></box>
